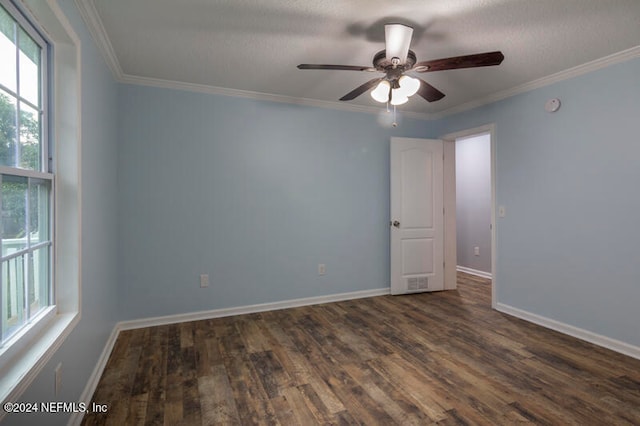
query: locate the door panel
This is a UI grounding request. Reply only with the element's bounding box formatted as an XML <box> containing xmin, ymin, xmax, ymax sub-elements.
<box><xmin>402</xmin><ymin>239</ymin><xmax>434</xmax><ymax>275</ymax></box>
<box><xmin>391</xmin><ymin>138</ymin><xmax>444</xmax><ymax>294</ymax></box>
<box><xmin>401</xmin><ymin>149</ymin><xmax>434</xmax><ymax>229</ymax></box>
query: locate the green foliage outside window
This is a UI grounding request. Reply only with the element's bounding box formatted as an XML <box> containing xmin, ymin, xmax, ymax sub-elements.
<box><xmin>0</xmin><ymin>94</ymin><xmax>40</xmax><ymax>240</ymax></box>
<box><xmin>0</xmin><ymin>93</ymin><xmax>40</xmax><ymax>171</ymax></box>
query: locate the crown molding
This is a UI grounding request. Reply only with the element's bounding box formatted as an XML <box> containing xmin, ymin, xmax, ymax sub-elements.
<box><xmin>72</xmin><ymin>0</ymin><xmax>431</xmax><ymax>121</ymax></box>
<box><xmin>74</xmin><ymin>0</ymin><xmax>640</xmax><ymax>122</ymax></box>
<box><xmin>433</xmin><ymin>44</ymin><xmax>640</xmax><ymax>119</ymax></box>
<box><xmin>119</xmin><ymin>73</ymin><xmax>432</xmax><ymax>120</ymax></box>
<box><xmin>74</xmin><ymin>0</ymin><xmax>123</xmax><ymax>78</ymax></box>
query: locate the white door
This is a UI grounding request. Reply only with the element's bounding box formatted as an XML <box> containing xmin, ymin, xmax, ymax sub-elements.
<box><xmin>390</xmin><ymin>137</ymin><xmax>444</xmax><ymax>294</ymax></box>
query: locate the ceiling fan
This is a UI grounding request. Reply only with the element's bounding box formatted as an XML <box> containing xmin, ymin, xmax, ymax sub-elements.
<box><xmin>298</xmin><ymin>24</ymin><xmax>504</xmax><ymax>106</ymax></box>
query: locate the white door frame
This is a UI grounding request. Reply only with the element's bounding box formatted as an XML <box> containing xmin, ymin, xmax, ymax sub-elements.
<box><xmin>441</xmin><ymin>123</ymin><xmax>497</xmax><ymax>309</ymax></box>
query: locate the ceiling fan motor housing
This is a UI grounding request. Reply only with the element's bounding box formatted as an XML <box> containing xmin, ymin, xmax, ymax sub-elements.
<box><xmin>374</xmin><ymin>50</ymin><xmax>417</xmax><ymax>81</ymax></box>
<box><xmin>374</xmin><ymin>50</ymin><xmax>416</xmax><ymax>70</ymax></box>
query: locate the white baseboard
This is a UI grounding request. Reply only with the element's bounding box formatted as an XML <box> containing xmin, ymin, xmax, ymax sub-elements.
<box><xmin>72</xmin><ymin>288</ymin><xmax>639</xmax><ymax>426</ymax></box>
<box><xmin>456</xmin><ymin>265</ymin><xmax>492</xmax><ymax>279</ymax></box>
<box><xmin>118</xmin><ymin>287</ymin><xmax>390</xmax><ymax>331</ymax></box>
<box><xmin>69</xmin><ymin>325</ymin><xmax>120</xmax><ymax>426</ymax></box>
<box><xmin>495</xmin><ymin>303</ymin><xmax>640</xmax><ymax>361</ymax></box>
<box><xmin>71</xmin><ymin>286</ymin><xmax>390</xmax><ymax>424</ymax></box>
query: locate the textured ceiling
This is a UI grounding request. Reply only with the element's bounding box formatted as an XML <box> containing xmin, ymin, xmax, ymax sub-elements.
<box><xmin>81</xmin><ymin>0</ymin><xmax>640</xmax><ymax>116</ymax></box>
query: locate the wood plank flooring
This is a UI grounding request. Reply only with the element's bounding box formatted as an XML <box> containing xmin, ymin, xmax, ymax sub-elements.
<box><xmin>82</xmin><ymin>273</ymin><xmax>640</xmax><ymax>425</ymax></box>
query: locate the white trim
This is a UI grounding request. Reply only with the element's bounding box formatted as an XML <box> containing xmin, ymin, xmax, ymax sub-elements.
<box><xmin>0</xmin><ymin>0</ymin><xmax>83</xmax><ymax>413</ymax></box>
<box><xmin>71</xmin><ymin>286</ymin><xmax>640</xmax><ymax>426</ymax></box>
<box><xmin>0</xmin><ymin>307</ymin><xmax>56</xmax><ymax>369</ymax></box>
<box><xmin>99</xmin><ymin>44</ymin><xmax>640</xmax><ymax>122</ymax></box>
<box><xmin>0</xmin><ymin>166</ymin><xmax>54</xmax><ymax>180</ymax></box>
<box><xmin>433</xmin><ymin>45</ymin><xmax>640</xmax><ymax>119</ymax></box>
<box><xmin>71</xmin><ymin>1</ymin><xmax>640</xmax><ymax>121</ymax></box>
<box><xmin>68</xmin><ymin>286</ymin><xmax>389</xmax><ymax>425</ymax></box>
<box><xmin>443</xmin><ymin>140</ymin><xmax>456</xmax><ymax>290</ymax></box>
<box><xmin>440</xmin><ymin>124</ymin><xmax>493</xmax><ymax>142</ymax></box>
<box><xmin>0</xmin><ymin>312</ymin><xmax>78</xmax><ymax>421</ymax></box>
<box><xmin>119</xmin><ymin>287</ymin><xmax>390</xmax><ymax>331</ymax></box>
<box><xmin>73</xmin><ymin>0</ymin><xmax>123</xmax><ymax>78</ymax></box>
<box><xmin>496</xmin><ymin>303</ymin><xmax>640</xmax><ymax>361</ymax></box>
<box><xmin>68</xmin><ymin>324</ymin><xmax>120</xmax><ymax>426</ymax></box>
<box><xmin>72</xmin><ymin>0</ymin><xmax>429</xmax><ymax>121</ymax></box>
<box><xmin>119</xmin><ymin>74</ymin><xmax>432</xmax><ymax>121</ymax></box>
<box><xmin>456</xmin><ymin>266</ymin><xmax>492</xmax><ymax>280</ymax></box>
<box><xmin>441</xmin><ymin>123</ymin><xmax>497</xmax><ymax>308</ymax></box>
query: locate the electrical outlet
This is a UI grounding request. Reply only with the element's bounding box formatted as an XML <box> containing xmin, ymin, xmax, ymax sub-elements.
<box><xmin>318</xmin><ymin>264</ymin><xmax>326</xmax><ymax>276</ymax></box>
<box><xmin>474</xmin><ymin>246</ymin><xmax>480</xmax><ymax>256</ymax></box>
<box><xmin>54</xmin><ymin>363</ymin><xmax>62</xmax><ymax>396</ymax></box>
<box><xmin>200</xmin><ymin>274</ymin><xmax>209</xmax><ymax>288</ymax></box>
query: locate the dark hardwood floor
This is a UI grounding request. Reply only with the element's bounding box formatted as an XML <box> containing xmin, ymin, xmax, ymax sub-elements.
<box><xmin>82</xmin><ymin>273</ymin><xmax>640</xmax><ymax>425</ymax></box>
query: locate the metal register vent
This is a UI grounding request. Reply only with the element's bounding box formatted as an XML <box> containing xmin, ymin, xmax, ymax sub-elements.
<box><xmin>407</xmin><ymin>277</ymin><xmax>428</xmax><ymax>291</ymax></box>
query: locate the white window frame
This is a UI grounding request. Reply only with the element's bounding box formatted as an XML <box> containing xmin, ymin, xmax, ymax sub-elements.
<box><xmin>0</xmin><ymin>0</ymin><xmax>54</xmax><ymax>357</ymax></box>
<box><xmin>0</xmin><ymin>0</ymin><xmax>81</xmax><ymax>411</ymax></box>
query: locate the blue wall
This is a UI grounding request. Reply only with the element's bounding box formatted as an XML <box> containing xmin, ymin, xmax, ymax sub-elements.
<box><xmin>8</xmin><ymin>1</ymin><xmax>640</xmax><ymax>422</ymax></box>
<box><xmin>116</xmin><ymin>53</ymin><xmax>640</xmax><ymax>348</ymax></box>
<box><xmin>117</xmin><ymin>86</ymin><xmax>433</xmax><ymax>319</ymax></box>
<box><xmin>433</xmin><ymin>57</ymin><xmax>640</xmax><ymax>346</ymax></box>
<box><xmin>4</xmin><ymin>1</ymin><xmax>119</xmax><ymax>425</ymax></box>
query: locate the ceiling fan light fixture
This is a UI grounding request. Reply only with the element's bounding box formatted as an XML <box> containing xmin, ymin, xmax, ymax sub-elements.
<box><xmin>390</xmin><ymin>91</ymin><xmax>409</xmax><ymax>106</ymax></box>
<box><xmin>371</xmin><ymin>80</ymin><xmax>391</xmax><ymax>103</ymax></box>
<box><xmin>385</xmin><ymin>24</ymin><xmax>413</xmax><ymax>64</ymax></box>
<box><xmin>297</xmin><ymin>25</ymin><xmax>505</xmax><ymax>111</ymax></box>
<box><xmin>397</xmin><ymin>75</ymin><xmax>420</xmax><ymax>97</ymax></box>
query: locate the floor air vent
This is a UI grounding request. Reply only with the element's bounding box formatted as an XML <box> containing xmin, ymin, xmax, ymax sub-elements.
<box><xmin>407</xmin><ymin>277</ymin><xmax>428</xmax><ymax>291</ymax></box>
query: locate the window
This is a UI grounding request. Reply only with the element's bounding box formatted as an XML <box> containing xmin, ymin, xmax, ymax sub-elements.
<box><xmin>0</xmin><ymin>0</ymin><xmax>79</xmax><ymax>408</ymax></box>
<box><xmin>0</xmin><ymin>1</ymin><xmax>52</xmax><ymax>347</ymax></box>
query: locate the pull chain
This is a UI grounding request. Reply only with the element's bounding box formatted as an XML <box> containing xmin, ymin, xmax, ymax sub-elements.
<box><xmin>392</xmin><ymin>105</ymin><xmax>398</xmax><ymax>127</ymax></box>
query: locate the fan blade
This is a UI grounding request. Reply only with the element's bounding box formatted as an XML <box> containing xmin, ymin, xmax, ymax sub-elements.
<box><xmin>414</xmin><ymin>51</ymin><xmax>504</xmax><ymax>72</ymax></box>
<box><xmin>297</xmin><ymin>64</ymin><xmax>375</xmax><ymax>72</ymax></box>
<box><xmin>415</xmin><ymin>78</ymin><xmax>445</xmax><ymax>102</ymax></box>
<box><xmin>340</xmin><ymin>78</ymin><xmax>383</xmax><ymax>101</ymax></box>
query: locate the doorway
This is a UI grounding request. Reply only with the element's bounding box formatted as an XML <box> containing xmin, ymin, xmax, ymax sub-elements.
<box><xmin>442</xmin><ymin>125</ymin><xmax>496</xmax><ymax>307</ymax></box>
<box><xmin>455</xmin><ymin>132</ymin><xmax>492</xmax><ymax>278</ymax></box>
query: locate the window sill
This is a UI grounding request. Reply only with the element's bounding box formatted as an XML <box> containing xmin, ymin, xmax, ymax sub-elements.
<box><xmin>0</xmin><ymin>310</ymin><xmax>79</xmax><ymax>414</ymax></box>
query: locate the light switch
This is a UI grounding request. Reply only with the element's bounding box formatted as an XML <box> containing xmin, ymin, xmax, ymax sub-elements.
<box><xmin>498</xmin><ymin>206</ymin><xmax>506</xmax><ymax>218</ymax></box>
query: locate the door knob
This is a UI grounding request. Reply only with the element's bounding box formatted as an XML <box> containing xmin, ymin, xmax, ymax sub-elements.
<box><xmin>392</xmin><ymin>220</ymin><xmax>400</xmax><ymax>228</ymax></box>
